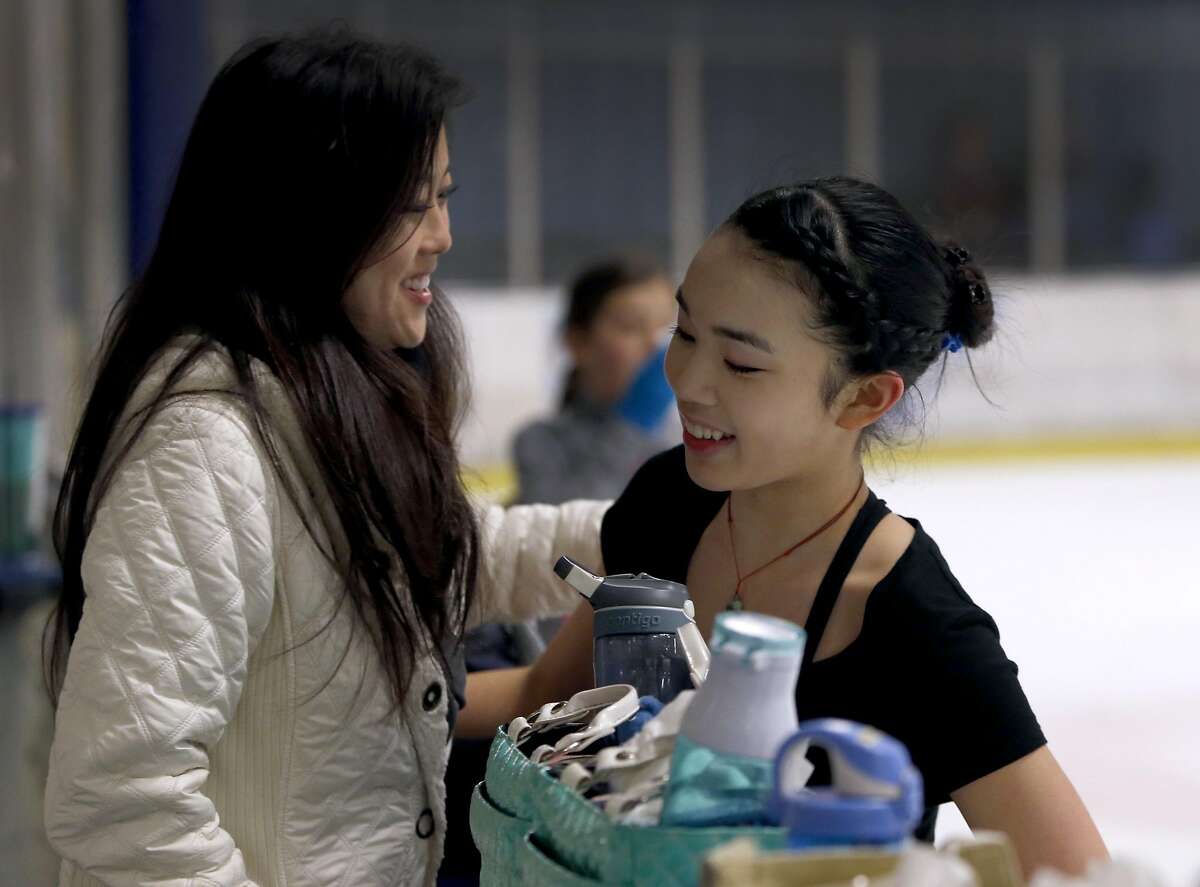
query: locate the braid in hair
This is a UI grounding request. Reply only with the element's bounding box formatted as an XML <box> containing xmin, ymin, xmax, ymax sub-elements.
<box><xmin>726</xmin><ymin>176</ymin><xmax>1000</xmax><ymax>448</ymax></box>
<box><xmin>731</xmin><ymin>180</ymin><xmax>960</xmax><ymax>381</ymax></box>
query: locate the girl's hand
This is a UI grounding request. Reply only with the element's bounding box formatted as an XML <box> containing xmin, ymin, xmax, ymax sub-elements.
<box><xmin>458</xmin><ymin>599</ymin><xmax>595</xmax><ymax>739</ymax></box>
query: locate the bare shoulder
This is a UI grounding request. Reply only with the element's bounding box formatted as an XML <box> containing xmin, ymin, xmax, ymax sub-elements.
<box><xmin>846</xmin><ymin>512</ymin><xmax>916</xmax><ymax>599</ymax></box>
<box><xmin>814</xmin><ymin>513</ymin><xmax>915</xmax><ymax>660</ymax></box>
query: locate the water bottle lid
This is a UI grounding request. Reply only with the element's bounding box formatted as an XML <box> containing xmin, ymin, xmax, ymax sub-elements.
<box><xmin>711</xmin><ymin>611</ymin><xmax>805</xmax><ymax>662</ymax></box>
<box><xmin>772</xmin><ymin>718</ymin><xmax>923</xmax><ymax>844</ymax></box>
<box><xmin>591</xmin><ymin>573</ymin><xmax>691</xmax><ymax>611</ymax></box>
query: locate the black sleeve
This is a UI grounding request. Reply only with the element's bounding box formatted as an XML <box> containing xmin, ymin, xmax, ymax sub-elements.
<box><xmin>600</xmin><ymin>446</ymin><xmax>721</xmax><ymax>582</ymax></box>
<box><xmin>886</xmin><ymin>539</ymin><xmax>1047</xmax><ymax>801</ymax></box>
<box><xmin>601</xmin><ymin>447</ymin><xmax>679</xmax><ymax>575</ymax></box>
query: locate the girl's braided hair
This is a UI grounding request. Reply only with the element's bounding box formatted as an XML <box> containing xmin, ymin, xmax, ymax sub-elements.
<box><xmin>729</xmin><ymin>177</ymin><xmax>995</xmax><ymax>395</ymax></box>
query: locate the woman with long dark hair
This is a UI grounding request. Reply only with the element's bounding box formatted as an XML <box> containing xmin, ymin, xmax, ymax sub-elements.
<box><xmin>43</xmin><ymin>32</ymin><xmax>604</xmax><ymax>886</ymax></box>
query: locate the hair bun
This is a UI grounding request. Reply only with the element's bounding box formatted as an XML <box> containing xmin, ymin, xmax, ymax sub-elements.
<box><xmin>940</xmin><ymin>241</ymin><xmax>995</xmax><ymax>349</ymax></box>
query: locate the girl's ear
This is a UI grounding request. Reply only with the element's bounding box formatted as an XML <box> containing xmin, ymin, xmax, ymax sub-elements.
<box><xmin>833</xmin><ymin>371</ymin><xmax>905</xmax><ymax>431</ymax></box>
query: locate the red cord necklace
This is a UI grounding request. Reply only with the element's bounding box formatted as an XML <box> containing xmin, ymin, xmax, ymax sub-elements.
<box><xmin>726</xmin><ymin>473</ymin><xmax>865</xmax><ymax>611</ymax></box>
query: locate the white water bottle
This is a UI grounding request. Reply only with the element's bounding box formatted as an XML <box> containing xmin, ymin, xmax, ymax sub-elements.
<box><xmin>660</xmin><ymin>611</ymin><xmax>807</xmax><ymax>827</ymax></box>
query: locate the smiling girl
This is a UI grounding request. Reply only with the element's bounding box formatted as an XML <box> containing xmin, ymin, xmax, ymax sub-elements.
<box><xmin>463</xmin><ymin>177</ymin><xmax>1108</xmax><ymax>877</ymax></box>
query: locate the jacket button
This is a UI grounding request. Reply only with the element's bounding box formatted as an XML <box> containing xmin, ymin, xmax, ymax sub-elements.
<box><xmin>416</xmin><ymin>807</ymin><xmax>435</xmax><ymax>839</ymax></box>
<box><xmin>422</xmin><ymin>682</ymin><xmax>442</xmax><ymax>712</ymax></box>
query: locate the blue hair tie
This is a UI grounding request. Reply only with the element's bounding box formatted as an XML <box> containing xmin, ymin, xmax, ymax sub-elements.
<box><xmin>941</xmin><ymin>333</ymin><xmax>964</xmax><ymax>353</ymax></box>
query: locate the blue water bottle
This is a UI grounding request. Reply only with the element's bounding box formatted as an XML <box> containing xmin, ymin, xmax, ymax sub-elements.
<box><xmin>772</xmin><ymin>718</ymin><xmax>923</xmax><ymax>850</ymax></box>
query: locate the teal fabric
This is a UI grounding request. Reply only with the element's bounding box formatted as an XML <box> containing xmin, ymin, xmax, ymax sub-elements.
<box><xmin>660</xmin><ymin>734</ymin><xmax>777</xmax><ymax>828</ymax></box>
<box><xmin>484</xmin><ymin>726</ymin><xmax>549</xmax><ymax>820</ymax></box>
<box><xmin>473</xmin><ymin>729</ymin><xmax>788</xmax><ymax>887</ymax></box>
<box><xmin>518</xmin><ymin>834</ymin><xmax>610</xmax><ymax>887</ymax></box>
<box><xmin>469</xmin><ymin>784</ymin><xmax>532</xmax><ymax>887</ymax></box>
<box><xmin>529</xmin><ymin>763</ymin><xmax>611</xmax><ymax>878</ymax></box>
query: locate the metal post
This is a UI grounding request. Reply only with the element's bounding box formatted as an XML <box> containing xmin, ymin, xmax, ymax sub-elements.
<box><xmin>506</xmin><ymin>18</ymin><xmax>542</xmax><ymax>286</ymax></box>
<box><xmin>0</xmin><ymin>0</ymin><xmax>21</xmax><ymax>400</ymax></box>
<box><xmin>845</xmin><ymin>36</ymin><xmax>881</xmax><ymax>183</ymax></box>
<box><xmin>668</xmin><ymin>33</ymin><xmax>705</xmax><ymax>280</ymax></box>
<box><xmin>80</xmin><ymin>0</ymin><xmax>128</xmax><ymax>353</ymax></box>
<box><xmin>19</xmin><ymin>0</ymin><xmax>68</xmax><ymax>439</ymax></box>
<box><xmin>1029</xmin><ymin>43</ymin><xmax>1066</xmax><ymax>272</ymax></box>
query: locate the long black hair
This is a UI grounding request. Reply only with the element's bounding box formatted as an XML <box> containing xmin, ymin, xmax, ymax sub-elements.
<box><xmin>727</xmin><ymin>177</ymin><xmax>996</xmax><ymax>443</ymax></box>
<box><xmin>47</xmin><ymin>31</ymin><xmax>479</xmax><ymax>710</ymax></box>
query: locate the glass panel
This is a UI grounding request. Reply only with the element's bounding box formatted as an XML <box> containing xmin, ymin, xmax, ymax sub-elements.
<box><xmin>540</xmin><ymin>57</ymin><xmax>670</xmax><ymax>283</ymax></box>
<box><xmin>703</xmin><ymin>61</ymin><xmax>843</xmax><ymax>231</ymax></box>
<box><xmin>881</xmin><ymin>62</ymin><xmax>1030</xmax><ymax>268</ymax></box>
<box><xmin>1065</xmin><ymin>63</ymin><xmax>1200</xmax><ymax>267</ymax></box>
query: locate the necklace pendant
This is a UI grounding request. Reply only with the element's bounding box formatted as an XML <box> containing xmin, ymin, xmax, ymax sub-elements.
<box><xmin>726</xmin><ymin>596</ymin><xmax>744</xmax><ymax>612</ymax></box>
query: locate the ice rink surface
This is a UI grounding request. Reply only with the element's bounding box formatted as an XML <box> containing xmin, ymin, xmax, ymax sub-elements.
<box><xmin>870</xmin><ymin>457</ymin><xmax>1200</xmax><ymax>885</ymax></box>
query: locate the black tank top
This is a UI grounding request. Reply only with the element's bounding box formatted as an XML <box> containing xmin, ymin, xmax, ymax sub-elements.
<box><xmin>601</xmin><ymin>447</ymin><xmax>1046</xmax><ymax>842</ymax></box>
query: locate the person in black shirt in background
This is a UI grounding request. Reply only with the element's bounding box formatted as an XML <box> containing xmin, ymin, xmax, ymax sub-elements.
<box><xmin>460</xmin><ymin>177</ymin><xmax>1109</xmax><ymax>879</ymax></box>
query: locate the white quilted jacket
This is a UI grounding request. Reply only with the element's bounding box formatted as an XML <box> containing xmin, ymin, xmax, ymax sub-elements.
<box><xmin>45</xmin><ymin>342</ymin><xmax>606</xmax><ymax>886</ymax></box>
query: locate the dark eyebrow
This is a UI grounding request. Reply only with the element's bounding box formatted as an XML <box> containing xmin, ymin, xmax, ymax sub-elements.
<box><xmin>676</xmin><ymin>288</ymin><xmax>774</xmax><ymax>354</ymax></box>
<box><xmin>714</xmin><ymin>325</ymin><xmax>774</xmax><ymax>354</ymax></box>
